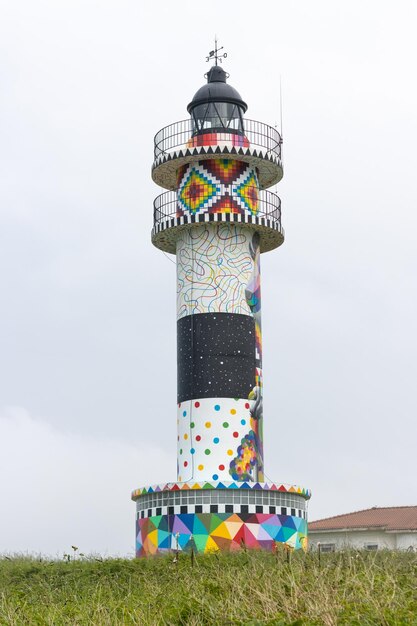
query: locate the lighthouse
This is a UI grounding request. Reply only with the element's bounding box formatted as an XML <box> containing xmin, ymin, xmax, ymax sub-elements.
<box><xmin>132</xmin><ymin>47</ymin><xmax>310</xmax><ymax>556</ymax></box>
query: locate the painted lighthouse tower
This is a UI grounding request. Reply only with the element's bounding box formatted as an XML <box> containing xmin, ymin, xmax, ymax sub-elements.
<box><xmin>132</xmin><ymin>49</ymin><xmax>310</xmax><ymax>556</ymax></box>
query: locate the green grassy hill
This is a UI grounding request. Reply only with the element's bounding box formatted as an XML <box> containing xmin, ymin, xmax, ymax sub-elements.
<box><xmin>1</xmin><ymin>550</ymin><xmax>416</xmax><ymax>625</ymax></box>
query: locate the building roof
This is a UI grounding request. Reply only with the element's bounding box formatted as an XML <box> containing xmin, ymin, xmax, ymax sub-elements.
<box><xmin>309</xmin><ymin>506</ymin><xmax>417</xmax><ymax>532</ymax></box>
<box><xmin>187</xmin><ymin>65</ymin><xmax>247</xmax><ymax>113</ymax></box>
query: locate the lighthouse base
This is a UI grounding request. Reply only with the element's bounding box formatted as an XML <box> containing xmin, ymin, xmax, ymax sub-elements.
<box><xmin>132</xmin><ymin>481</ymin><xmax>310</xmax><ymax>557</ymax></box>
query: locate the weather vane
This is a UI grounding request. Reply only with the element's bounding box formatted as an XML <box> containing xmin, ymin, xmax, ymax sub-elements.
<box><xmin>206</xmin><ymin>37</ymin><xmax>227</xmax><ymax>65</ymax></box>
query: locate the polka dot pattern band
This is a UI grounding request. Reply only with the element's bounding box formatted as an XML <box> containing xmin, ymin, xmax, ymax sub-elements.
<box><xmin>177</xmin><ymin>397</ymin><xmax>261</xmax><ymax>483</ymax></box>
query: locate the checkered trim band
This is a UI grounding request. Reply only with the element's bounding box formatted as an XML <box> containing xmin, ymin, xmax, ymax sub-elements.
<box><xmin>137</xmin><ymin>505</ymin><xmax>307</xmax><ymax>520</ymax></box>
<box><xmin>152</xmin><ymin>213</ymin><xmax>284</xmax><ymax>255</ymax></box>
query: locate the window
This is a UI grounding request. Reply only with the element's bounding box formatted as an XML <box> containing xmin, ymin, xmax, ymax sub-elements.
<box><xmin>191</xmin><ymin>102</ymin><xmax>244</xmax><ymax>134</ymax></box>
<box><xmin>135</xmin><ymin>488</ymin><xmax>308</xmax><ymax>515</ymax></box>
<box><xmin>319</xmin><ymin>543</ymin><xmax>335</xmax><ymax>553</ymax></box>
<box><xmin>364</xmin><ymin>544</ymin><xmax>378</xmax><ymax>551</ymax></box>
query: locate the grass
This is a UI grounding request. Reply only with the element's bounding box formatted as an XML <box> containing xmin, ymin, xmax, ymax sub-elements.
<box><xmin>0</xmin><ymin>549</ymin><xmax>416</xmax><ymax>625</ymax></box>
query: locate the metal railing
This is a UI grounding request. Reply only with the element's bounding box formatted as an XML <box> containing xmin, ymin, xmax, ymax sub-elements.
<box><xmin>153</xmin><ymin>190</ymin><xmax>282</xmax><ymax>229</ymax></box>
<box><xmin>154</xmin><ymin>119</ymin><xmax>282</xmax><ymax>161</ymax></box>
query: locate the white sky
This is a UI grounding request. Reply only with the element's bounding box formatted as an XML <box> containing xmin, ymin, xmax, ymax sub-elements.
<box><xmin>1</xmin><ymin>0</ymin><xmax>417</xmax><ymax>556</ymax></box>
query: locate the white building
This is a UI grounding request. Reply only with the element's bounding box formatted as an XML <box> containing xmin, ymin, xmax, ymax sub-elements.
<box><xmin>309</xmin><ymin>506</ymin><xmax>417</xmax><ymax>551</ymax></box>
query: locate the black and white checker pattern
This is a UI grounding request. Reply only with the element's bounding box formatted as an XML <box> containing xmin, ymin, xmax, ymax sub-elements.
<box><xmin>137</xmin><ymin>504</ymin><xmax>307</xmax><ymax>520</ymax></box>
<box><xmin>136</xmin><ymin>489</ymin><xmax>308</xmax><ymax>522</ymax></box>
<box><xmin>152</xmin><ymin>144</ymin><xmax>283</xmax><ymax>191</ymax></box>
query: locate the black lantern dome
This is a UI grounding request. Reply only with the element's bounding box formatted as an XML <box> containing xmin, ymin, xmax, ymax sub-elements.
<box><xmin>187</xmin><ymin>66</ymin><xmax>248</xmax><ymax>135</ymax></box>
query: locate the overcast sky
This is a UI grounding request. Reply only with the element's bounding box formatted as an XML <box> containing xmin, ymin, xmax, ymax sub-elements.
<box><xmin>1</xmin><ymin>0</ymin><xmax>416</xmax><ymax>556</ymax></box>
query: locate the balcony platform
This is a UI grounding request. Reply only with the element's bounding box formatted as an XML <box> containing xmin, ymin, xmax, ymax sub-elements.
<box><xmin>151</xmin><ymin>196</ymin><xmax>284</xmax><ymax>254</ymax></box>
<box><xmin>151</xmin><ymin>120</ymin><xmax>284</xmax><ymax>190</ymax></box>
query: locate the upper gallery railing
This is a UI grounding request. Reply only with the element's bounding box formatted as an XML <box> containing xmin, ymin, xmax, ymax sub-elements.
<box><xmin>153</xmin><ymin>119</ymin><xmax>282</xmax><ymax>162</ymax></box>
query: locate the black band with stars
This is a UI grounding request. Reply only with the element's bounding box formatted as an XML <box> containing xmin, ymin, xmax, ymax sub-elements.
<box><xmin>177</xmin><ymin>312</ymin><xmax>256</xmax><ymax>403</ymax></box>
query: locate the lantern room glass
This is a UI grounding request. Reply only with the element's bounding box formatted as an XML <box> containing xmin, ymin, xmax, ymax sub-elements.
<box><xmin>191</xmin><ymin>102</ymin><xmax>245</xmax><ymax>135</ymax></box>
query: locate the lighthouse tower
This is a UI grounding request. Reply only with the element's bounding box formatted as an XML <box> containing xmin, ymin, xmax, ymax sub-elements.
<box><xmin>132</xmin><ymin>49</ymin><xmax>310</xmax><ymax>556</ymax></box>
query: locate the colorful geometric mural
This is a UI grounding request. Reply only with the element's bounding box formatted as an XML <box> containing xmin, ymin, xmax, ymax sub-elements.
<box><xmin>203</xmin><ymin>159</ymin><xmax>248</xmax><ymax>185</ymax></box>
<box><xmin>186</xmin><ymin>132</ymin><xmax>250</xmax><ymax>150</ymax></box>
<box><xmin>235</xmin><ymin>169</ymin><xmax>259</xmax><ymax>214</ymax></box>
<box><xmin>176</xmin><ymin>160</ymin><xmax>259</xmax><ymax>217</ymax></box>
<box><xmin>245</xmin><ymin>232</ymin><xmax>263</xmax><ymax>478</ymax></box>
<box><xmin>229</xmin><ymin>430</ymin><xmax>258</xmax><ymax>482</ymax></box>
<box><xmin>178</xmin><ymin>168</ymin><xmax>220</xmax><ymax>215</ymax></box>
<box><xmin>136</xmin><ymin>511</ymin><xmax>308</xmax><ymax>556</ymax></box>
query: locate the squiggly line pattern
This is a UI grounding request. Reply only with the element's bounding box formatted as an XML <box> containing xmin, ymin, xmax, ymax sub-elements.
<box><xmin>177</xmin><ymin>224</ymin><xmax>253</xmax><ymax>320</ymax></box>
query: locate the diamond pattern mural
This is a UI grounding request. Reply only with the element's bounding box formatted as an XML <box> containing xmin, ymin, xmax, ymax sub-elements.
<box><xmin>203</xmin><ymin>159</ymin><xmax>247</xmax><ymax>184</ymax></box>
<box><xmin>234</xmin><ymin>170</ymin><xmax>259</xmax><ymax>214</ymax></box>
<box><xmin>176</xmin><ymin>159</ymin><xmax>259</xmax><ymax>217</ymax></box>
<box><xmin>178</xmin><ymin>167</ymin><xmax>220</xmax><ymax>215</ymax></box>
